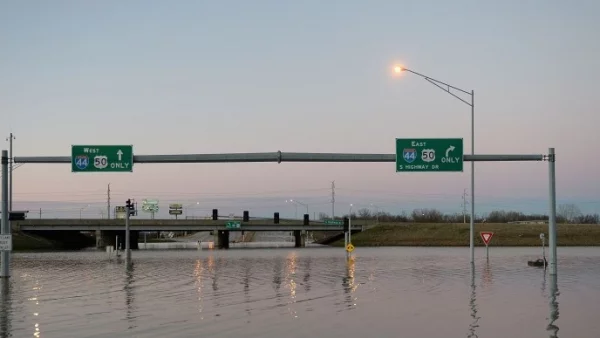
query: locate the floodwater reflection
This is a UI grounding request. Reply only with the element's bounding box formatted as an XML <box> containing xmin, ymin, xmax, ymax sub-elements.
<box><xmin>547</xmin><ymin>273</ymin><xmax>560</xmax><ymax>337</ymax></box>
<box><xmin>481</xmin><ymin>259</ymin><xmax>493</xmax><ymax>288</ymax></box>
<box><xmin>302</xmin><ymin>256</ymin><xmax>311</xmax><ymax>293</ymax></box>
<box><xmin>0</xmin><ymin>279</ymin><xmax>11</xmax><ymax>338</ymax></box>
<box><xmin>124</xmin><ymin>263</ymin><xmax>136</xmax><ymax>330</ymax></box>
<box><xmin>468</xmin><ymin>263</ymin><xmax>480</xmax><ymax>338</ymax></box>
<box><xmin>340</xmin><ymin>256</ymin><xmax>358</xmax><ymax>311</ymax></box>
<box><xmin>193</xmin><ymin>258</ymin><xmax>205</xmax><ymax>320</ymax></box>
<box><xmin>285</xmin><ymin>252</ymin><xmax>298</xmax><ymax>318</ymax></box>
<box><xmin>4</xmin><ymin>247</ymin><xmax>598</xmax><ymax>338</ymax></box>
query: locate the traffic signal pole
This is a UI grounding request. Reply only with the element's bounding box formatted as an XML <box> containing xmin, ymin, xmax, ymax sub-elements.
<box><xmin>125</xmin><ymin>199</ymin><xmax>134</xmax><ymax>265</ymax></box>
<box><xmin>125</xmin><ymin>204</ymin><xmax>130</xmax><ymax>262</ymax></box>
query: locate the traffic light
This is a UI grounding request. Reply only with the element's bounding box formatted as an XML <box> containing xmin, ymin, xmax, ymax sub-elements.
<box><xmin>212</xmin><ymin>209</ymin><xmax>218</xmax><ymax>220</ymax></box>
<box><xmin>303</xmin><ymin>214</ymin><xmax>309</xmax><ymax>225</ymax></box>
<box><xmin>274</xmin><ymin>212</ymin><xmax>280</xmax><ymax>224</ymax></box>
<box><xmin>243</xmin><ymin>210</ymin><xmax>249</xmax><ymax>222</ymax></box>
<box><xmin>343</xmin><ymin>217</ymin><xmax>349</xmax><ymax>232</ymax></box>
<box><xmin>126</xmin><ymin>199</ymin><xmax>132</xmax><ymax>210</ymax></box>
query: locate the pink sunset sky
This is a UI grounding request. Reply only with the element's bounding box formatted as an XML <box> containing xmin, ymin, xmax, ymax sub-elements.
<box><xmin>1</xmin><ymin>1</ymin><xmax>599</xmax><ymax>218</ymax></box>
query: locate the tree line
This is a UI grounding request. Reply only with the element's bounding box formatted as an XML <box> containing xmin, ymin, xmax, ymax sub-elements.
<box><xmin>318</xmin><ymin>203</ymin><xmax>599</xmax><ymax>224</ymax></box>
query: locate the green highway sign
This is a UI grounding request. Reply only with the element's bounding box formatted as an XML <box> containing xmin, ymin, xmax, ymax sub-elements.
<box><xmin>226</xmin><ymin>221</ymin><xmax>241</xmax><ymax>229</ymax></box>
<box><xmin>324</xmin><ymin>219</ymin><xmax>343</xmax><ymax>225</ymax></box>
<box><xmin>396</xmin><ymin>138</ymin><xmax>463</xmax><ymax>172</ymax></box>
<box><xmin>71</xmin><ymin>145</ymin><xmax>133</xmax><ymax>172</ymax></box>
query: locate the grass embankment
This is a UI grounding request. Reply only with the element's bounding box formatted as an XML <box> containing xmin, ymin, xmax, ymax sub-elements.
<box><xmin>12</xmin><ymin>232</ymin><xmax>61</xmax><ymax>251</ymax></box>
<box><xmin>318</xmin><ymin>223</ymin><xmax>600</xmax><ymax>247</ymax></box>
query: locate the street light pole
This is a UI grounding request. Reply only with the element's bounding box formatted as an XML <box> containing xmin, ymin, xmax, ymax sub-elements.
<box><xmin>470</xmin><ymin>89</ymin><xmax>475</xmax><ymax>264</ymax></box>
<box><xmin>287</xmin><ymin>199</ymin><xmax>308</xmax><ymax>218</ymax></box>
<box><xmin>394</xmin><ymin>65</ymin><xmax>476</xmax><ymax>264</ymax></box>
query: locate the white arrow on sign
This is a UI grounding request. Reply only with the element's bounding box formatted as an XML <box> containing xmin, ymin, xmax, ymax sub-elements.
<box><xmin>445</xmin><ymin>145</ymin><xmax>455</xmax><ymax>157</ymax></box>
<box><xmin>117</xmin><ymin>150</ymin><xmax>123</xmax><ymax>161</ymax></box>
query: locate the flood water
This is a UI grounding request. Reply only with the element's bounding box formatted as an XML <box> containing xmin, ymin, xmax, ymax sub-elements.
<box><xmin>2</xmin><ymin>246</ymin><xmax>599</xmax><ymax>337</ymax></box>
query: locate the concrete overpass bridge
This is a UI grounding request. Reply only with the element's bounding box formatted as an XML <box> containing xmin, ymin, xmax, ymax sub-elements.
<box><xmin>13</xmin><ymin>219</ymin><xmax>363</xmax><ymax>249</ymax></box>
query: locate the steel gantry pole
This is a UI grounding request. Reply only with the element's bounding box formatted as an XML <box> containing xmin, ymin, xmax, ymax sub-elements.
<box><xmin>394</xmin><ymin>65</ymin><xmax>476</xmax><ymax>264</ymax></box>
<box><xmin>548</xmin><ymin>148</ymin><xmax>557</xmax><ymax>275</ymax></box>
<box><xmin>1</xmin><ymin>150</ymin><xmax>9</xmax><ymax>278</ymax></box>
<box><xmin>13</xmin><ymin>150</ymin><xmax>554</xmax><ymax>270</ymax></box>
<box><xmin>6</xmin><ymin>133</ymin><xmax>15</xmax><ymax>211</ymax></box>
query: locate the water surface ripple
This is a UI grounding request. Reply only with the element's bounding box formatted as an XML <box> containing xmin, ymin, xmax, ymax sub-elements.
<box><xmin>2</xmin><ymin>247</ymin><xmax>599</xmax><ymax>337</ymax></box>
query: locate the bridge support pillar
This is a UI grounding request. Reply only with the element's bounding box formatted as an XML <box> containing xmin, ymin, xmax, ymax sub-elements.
<box><xmin>215</xmin><ymin>230</ymin><xmax>229</xmax><ymax>249</ymax></box>
<box><xmin>95</xmin><ymin>230</ymin><xmax>105</xmax><ymax>248</ymax></box>
<box><xmin>99</xmin><ymin>230</ymin><xmax>139</xmax><ymax>250</ymax></box>
<box><xmin>294</xmin><ymin>230</ymin><xmax>305</xmax><ymax>248</ymax></box>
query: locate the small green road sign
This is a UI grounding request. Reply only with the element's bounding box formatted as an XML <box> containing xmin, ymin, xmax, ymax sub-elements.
<box><xmin>72</xmin><ymin>145</ymin><xmax>133</xmax><ymax>172</ymax></box>
<box><xmin>396</xmin><ymin>138</ymin><xmax>463</xmax><ymax>172</ymax></box>
<box><xmin>226</xmin><ymin>221</ymin><xmax>241</xmax><ymax>229</ymax></box>
<box><xmin>324</xmin><ymin>219</ymin><xmax>343</xmax><ymax>225</ymax></box>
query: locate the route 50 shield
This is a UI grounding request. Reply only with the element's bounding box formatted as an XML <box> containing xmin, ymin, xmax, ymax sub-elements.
<box><xmin>421</xmin><ymin>149</ymin><xmax>435</xmax><ymax>162</ymax></box>
<box><xmin>93</xmin><ymin>155</ymin><xmax>108</xmax><ymax>169</ymax></box>
<box><xmin>403</xmin><ymin>148</ymin><xmax>416</xmax><ymax>163</ymax></box>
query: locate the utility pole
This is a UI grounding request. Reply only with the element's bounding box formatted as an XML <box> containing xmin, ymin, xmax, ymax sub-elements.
<box><xmin>107</xmin><ymin>183</ymin><xmax>111</xmax><ymax>220</ymax></box>
<box><xmin>331</xmin><ymin>180</ymin><xmax>335</xmax><ymax>218</ymax></box>
<box><xmin>6</xmin><ymin>133</ymin><xmax>15</xmax><ymax>211</ymax></box>
<box><xmin>462</xmin><ymin>188</ymin><xmax>469</xmax><ymax>223</ymax></box>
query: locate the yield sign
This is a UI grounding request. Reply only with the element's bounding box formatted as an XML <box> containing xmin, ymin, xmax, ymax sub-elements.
<box><xmin>480</xmin><ymin>232</ymin><xmax>494</xmax><ymax>246</ymax></box>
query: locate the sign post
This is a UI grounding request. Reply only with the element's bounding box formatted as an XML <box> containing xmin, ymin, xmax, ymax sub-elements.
<box><xmin>142</xmin><ymin>199</ymin><xmax>159</xmax><ymax>219</ymax></box>
<box><xmin>169</xmin><ymin>204</ymin><xmax>183</xmax><ymax>219</ymax></box>
<box><xmin>480</xmin><ymin>231</ymin><xmax>494</xmax><ymax>260</ymax></box>
<box><xmin>396</xmin><ymin>138</ymin><xmax>463</xmax><ymax>172</ymax></box>
<box><xmin>71</xmin><ymin>145</ymin><xmax>133</xmax><ymax>172</ymax></box>
<box><xmin>0</xmin><ymin>235</ymin><xmax>11</xmax><ymax>252</ymax></box>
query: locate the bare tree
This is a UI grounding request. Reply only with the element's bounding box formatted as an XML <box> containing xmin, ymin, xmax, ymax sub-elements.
<box><xmin>557</xmin><ymin>204</ymin><xmax>582</xmax><ymax>223</ymax></box>
<box><xmin>357</xmin><ymin>208</ymin><xmax>372</xmax><ymax>219</ymax></box>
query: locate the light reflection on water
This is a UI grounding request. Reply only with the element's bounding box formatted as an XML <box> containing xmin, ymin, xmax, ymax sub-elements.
<box><xmin>1</xmin><ymin>247</ymin><xmax>599</xmax><ymax>338</ymax></box>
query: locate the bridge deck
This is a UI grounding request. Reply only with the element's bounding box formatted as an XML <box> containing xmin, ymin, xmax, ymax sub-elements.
<box><xmin>13</xmin><ymin>219</ymin><xmax>361</xmax><ymax>232</ymax></box>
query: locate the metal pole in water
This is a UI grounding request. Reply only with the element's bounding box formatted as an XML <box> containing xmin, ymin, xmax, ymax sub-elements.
<box><xmin>125</xmin><ymin>206</ymin><xmax>131</xmax><ymax>262</ymax></box>
<box><xmin>348</xmin><ymin>214</ymin><xmax>352</xmax><ymax>244</ymax></box>
<box><xmin>344</xmin><ymin>231</ymin><xmax>348</xmax><ymax>259</ymax></box>
<box><xmin>1</xmin><ymin>150</ymin><xmax>10</xmax><ymax>278</ymax></box>
<box><xmin>548</xmin><ymin>148</ymin><xmax>557</xmax><ymax>275</ymax></box>
<box><xmin>540</xmin><ymin>233</ymin><xmax>546</xmax><ymax>269</ymax></box>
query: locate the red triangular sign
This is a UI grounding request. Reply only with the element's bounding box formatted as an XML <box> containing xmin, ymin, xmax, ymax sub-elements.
<box><xmin>480</xmin><ymin>232</ymin><xmax>494</xmax><ymax>245</ymax></box>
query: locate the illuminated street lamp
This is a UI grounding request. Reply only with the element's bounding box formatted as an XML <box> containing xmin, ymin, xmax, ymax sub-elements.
<box><xmin>393</xmin><ymin>64</ymin><xmax>476</xmax><ymax>264</ymax></box>
<box><xmin>286</xmin><ymin>199</ymin><xmax>308</xmax><ymax>219</ymax></box>
<box><xmin>79</xmin><ymin>204</ymin><xmax>90</xmax><ymax>219</ymax></box>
